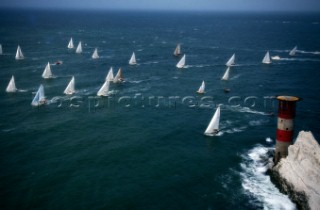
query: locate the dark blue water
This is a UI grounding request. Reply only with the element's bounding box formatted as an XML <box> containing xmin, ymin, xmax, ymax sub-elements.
<box><xmin>1</xmin><ymin>9</ymin><xmax>320</xmax><ymax>209</ymax></box>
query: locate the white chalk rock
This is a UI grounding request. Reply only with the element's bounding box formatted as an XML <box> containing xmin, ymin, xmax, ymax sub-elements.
<box><xmin>273</xmin><ymin>131</ymin><xmax>320</xmax><ymax>210</ymax></box>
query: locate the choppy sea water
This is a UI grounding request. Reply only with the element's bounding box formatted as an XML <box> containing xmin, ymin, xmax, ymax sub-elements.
<box><xmin>1</xmin><ymin>10</ymin><xmax>320</xmax><ymax>209</ymax></box>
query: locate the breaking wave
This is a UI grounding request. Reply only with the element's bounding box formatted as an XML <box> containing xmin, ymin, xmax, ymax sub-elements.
<box><xmin>240</xmin><ymin>143</ymin><xmax>296</xmax><ymax>210</ymax></box>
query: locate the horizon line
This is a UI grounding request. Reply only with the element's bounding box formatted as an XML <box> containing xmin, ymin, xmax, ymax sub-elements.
<box><xmin>0</xmin><ymin>7</ymin><xmax>319</xmax><ymax>13</ymax></box>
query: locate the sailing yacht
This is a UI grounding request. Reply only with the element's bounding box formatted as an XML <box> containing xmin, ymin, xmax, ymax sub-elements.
<box><xmin>114</xmin><ymin>68</ymin><xmax>124</xmax><ymax>83</ymax></box>
<box><xmin>6</xmin><ymin>76</ymin><xmax>17</xmax><ymax>93</ymax></box>
<box><xmin>63</xmin><ymin>76</ymin><xmax>75</xmax><ymax>95</ymax></box>
<box><xmin>262</xmin><ymin>51</ymin><xmax>271</xmax><ymax>64</ymax></box>
<box><xmin>271</xmin><ymin>55</ymin><xmax>281</xmax><ymax>60</ymax></box>
<box><xmin>97</xmin><ymin>81</ymin><xmax>110</xmax><ymax>96</ymax></box>
<box><xmin>289</xmin><ymin>46</ymin><xmax>297</xmax><ymax>56</ymax></box>
<box><xmin>225</xmin><ymin>53</ymin><xmax>235</xmax><ymax>66</ymax></box>
<box><xmin>31</xmin><ymin>84</ymin><xmax>47</xmax><ymax>106</ymax></box>
<box><xmin>173</xmin><ymin>44</ymin><xmax>181</xmax><ymax>56</ymax></box>
<box><xmin>176</xmin><ymin>54</ymin><xmax>186</xmax><ymax>68</ymax></box>
<box><xmin>221</xmin><ymin>67</ymin><xmax>230</xmax><ymax>81</ymax></box>
<box><xmin>204</xmin><ymin>106</ymin><xmax>221</xmax><ymax>136</ymax></box>
<box><xmin>92</xmin><ymin>48</ymin><xmax>99</xmax><ymax>59</ymax></box>
<box><xmin>197</xmin><ymin>81</ymin><xmax>205</xmax><ymax>94</ymax></box>
<box><xmin>0</xmin><ymin>44</ymin><xmax>3</xmax><ymax>55</ymax></box>
<box><xmin>67</xmin><ymin>38</ymin><xmax>74</xmax><ymax>49</ymax></box>
<box><xmin>129</xmin><ymin>52</ymin><xmax>137</xmax><ymax>65</ymax></box>
<box><xmin>15</xmin><ymin>45</ymin><xmax>24</xmax><ymax>60</ymax></box>
<box><xmin>105</xmin><ymin>67</ymin><xmax>114</xmax><ymax>82</ymax></box>
<box><xmin>76</xmin><ymin>41</ymin><xmax>82</xmax><ymax>54</ymax></box>
<box><xmin>42</xmin><ymin>62</ymin><xmax>54</xmax><ymax>79</ymax></box>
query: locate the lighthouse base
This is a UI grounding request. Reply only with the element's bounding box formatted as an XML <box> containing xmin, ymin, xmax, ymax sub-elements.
<box><xmin>274</xmin><ymin>141</ymin><xmax>291</xmax><ymax>164</ymax></box>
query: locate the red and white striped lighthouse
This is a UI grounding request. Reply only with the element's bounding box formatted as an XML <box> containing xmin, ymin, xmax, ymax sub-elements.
<box><xmin>274</xmin><ymin>96</ymin><xmax>300</xmax><ymax>164</ymax></box>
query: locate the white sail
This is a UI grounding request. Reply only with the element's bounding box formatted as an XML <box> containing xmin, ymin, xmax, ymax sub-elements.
<box><xmin>225</xmin><ymin>53</ymin><xmax>235</xmax><ymax>66</ymax></box>
<box><xmin>204</xmin><ymin>106</ymin><xmax>221</xmax><ymax>135</ymax></box>
<box><xmin>92</xmin><ymin>48</ymin><xmax>99</xmax><ymax>59</ymax></box>
<box><xmin>105</xmin><ymin>67</ymin><xmax>114</xmax><ymax>81</ymax></box>
<box><xmin>31</xmin><ymin>84</ymin><xmax>46</xmax><ymax>106</ymax></box>
<box><xmin>97</xmin><ymin>80</ymin><xmax>110</xmax><ymax>96</ymax></box>
<box><xmin>173</xmin><ymin>44</ymin><xmax>181</xmax><ymax>56</ymax></box>
<box><xmin>176</xmin><ymin>54</ymin><xmax>186</xmax><ymax>68</ymax></box>
<box><xmin>221</xmin><ymin>67</ymin><xmax>231</xmax><ymax>81</ymax></box>
<box><xmin>42</xmin><ymin>62</ymin><xmax>53</xmax><ymax>79</ymax></box>
<box><xmin>0</xmin><ymin>44</ymin><xmax>3</xmax><ymax>55</ymax></box>
<box><xmin>63</xmin><ymin>76</ymin><xmax>75</xmax><ymax>95</ymax></box>
<box><xmin>67</xmin><ymin>38</ymin><xmax>74</xmax><ymax>49</ymax></box>
<box><xmin>6</xmin><ymin>76</ymin><xmax>17</xmax><ymax>93</ymax></box>
<box><xmin>262</xmin><ymin>51</ymin><xmax>271</xmax><ymax>64</ymax></box>
<box><xmin>197</xmin><ymin>81</ymin><xmax>205</xmax><ymax>94</ymax></box>
<box><xmin>76</xmin><ymin>41</ymin><xmax>82</xmax><ymax>54</ymax></box>
<box><xmin>129</xmin><ymin>52</ymin><xmax>137</xmax><ymax>65</ymax></box>
<box><xmin>15</xmin><ymin>45</ymin><xmax>24</xmax><ymax>60</ymax></box>
<box><xmin>289</xmin><ymin>46</ymin><xmax>297</xmax><ymax>56</ymax></box>
<box><xmin>114</xmin><ymin>68</ymin><xmax>124</xmax><ymax>83</ymax></box>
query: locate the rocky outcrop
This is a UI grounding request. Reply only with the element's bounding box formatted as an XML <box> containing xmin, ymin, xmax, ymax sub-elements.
<box><xmin>271</xmin><ymin>131</ymin><xmax>320</xmax><ymax>210</ymax></box>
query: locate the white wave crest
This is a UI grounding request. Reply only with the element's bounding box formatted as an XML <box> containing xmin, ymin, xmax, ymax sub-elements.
<box><xmin>142</xmin><ymin>61</ymin><xmax>159</xmax><ymax>65</ymax></box>
<box><xmin>183</xmin><ymin>65</ymin><xmax>192</xmax><ymax>68</ymax></box>
<box><xmin>224</xmin><ymin>126</ymin><xmax>247</xmax><ymax>134</ymax></box>
<box><xmin>227</xmin><ymin>106</ymin><xmax>271</xmax><ymax>116</ymax></box>
<box><xmin>279</xmin><ymin>57</ymin><xmax>320</xmax><ymax>62</ymax></box>
<box><xmin>297</xmin><ymin>50</ymin><xmax>320</xmax><ymax>55</ymax></box>
<box><xmin>129</xmin><ymin>80</ymin><xmax>144</xmax><ymax>84</ymax></box>
<box><xmin>266</xmin><ymin>137</ymin><xmax>273</xmax><ymax>143</ymax></box>
<box><xmin>17</xmin><ymin>89</ymin><xmax>28</xmax><ymax>93</ymax></box>
<box><xmin>240</xmin><ymin>145</ymin><xmax>296</xmax><ymax>210</ymax></box>
<box><xmin>194</xmin><ymin>64</ymin><xmax>211</xmax><ymax>68</ymax></box>
<box><xmin>230</xmin><ymin>74</ymin><xmax>240</xmax><ymax>80</ymax></box>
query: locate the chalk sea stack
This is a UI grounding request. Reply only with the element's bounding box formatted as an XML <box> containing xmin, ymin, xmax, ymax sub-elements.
<box><xmin>271</xmin><ymin>131</ymin><xmax>320</xmax><ymax>210</ymax></box>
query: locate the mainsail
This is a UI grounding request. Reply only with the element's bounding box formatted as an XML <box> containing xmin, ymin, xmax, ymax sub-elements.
<box><xmin>225</xmin><ymin>53</ymin><xmax>235</xmax><ymax>66</ymax></box>
<box><xmin>197</xmin><ymin>81</ymin><xmax>205</xmax><ymax>94</ymax></box>
<box><xmin>67</xmin><ymin>38</ymin><xmax>74</xmax><ymax>49</ymax></box>
<box><xmin>204</xmin><ymin>106</ymin><xmax>221</xmax><ymax>135</ymax></box>
<box><xmin>173</xmin><ymin>44</ymin><xmax>181</xmax><ymax>56</ymax></box>
<box><xmin>63</xmin><ymin>76</ymin><xmax>75</xmax><ymax>95</ymax></box>
<box><xmin>15</xmin><ymin>45</ymin><xmax>24</xmax><ymax>60</ymax></box>
<box><xmin>221</xmin><ymin>67</ymin><xmax>231</xmax><ymax>81</ymax></box>
<box><xmin>114</xmin><ymin>68</ymin><xmax>124</xmax><ymax>83</ymax></box>
<box><xmin>92</xmin><ymin>48</ymin><xmax>99</xmax><ymax>59</ymax></box>
<box><xmin>129</xmin><ymin>52</ymin><xmax>137</xmax><ymax>65</ymax></box>
<box><xmin>6</xmin><ymin>76</ymin><xmax>17</xmax><ymax>93</ymax></box>
<box><xmin>97</xmin><ymin>81</ymin><xmax>110</xmax><ymax>96</ymax></box>
<box><xmin>176</xmin><ymin>54</ymin><xmax>186</xmax><ymax>68</ymax></box>
<box><xmin>31</xmin><ymin>84</ymin><xmax>46</xmax><ymax>106</ymax></box>
<box><xmin>289</xmin><ymin>46</ymin><xmax>297</xmax><ymax>56</ymax></box>
<box><xmin>262</xmin><ymin>51</ymin><xmax>271</xmax><ymax>64</ymax></box>
<box><xmin>42</xmin><ymin>62</ymin><xmax>53</xmax><ymax>79</ymax></box>
<box><xmin>106</xmin><ymin>67</ymin><xmax>114</xmax><ymax>81</ymax></box>
<box><xmin>76</xmin><ymin>41</ymin><xmax>82</xmax><ymax>54</ymax></box>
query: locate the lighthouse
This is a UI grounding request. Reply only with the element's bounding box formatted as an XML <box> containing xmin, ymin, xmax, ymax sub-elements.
<box><xmin>274</xmin><ymin>96</ymin><xmax>300</xmax><ymax>164</ymax></box>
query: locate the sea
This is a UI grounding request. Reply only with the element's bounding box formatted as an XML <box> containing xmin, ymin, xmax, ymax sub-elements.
<box><xmin>0</xmin><ymin>9</ymin><xmax>320</xmax><ymax>210</ymax></box>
